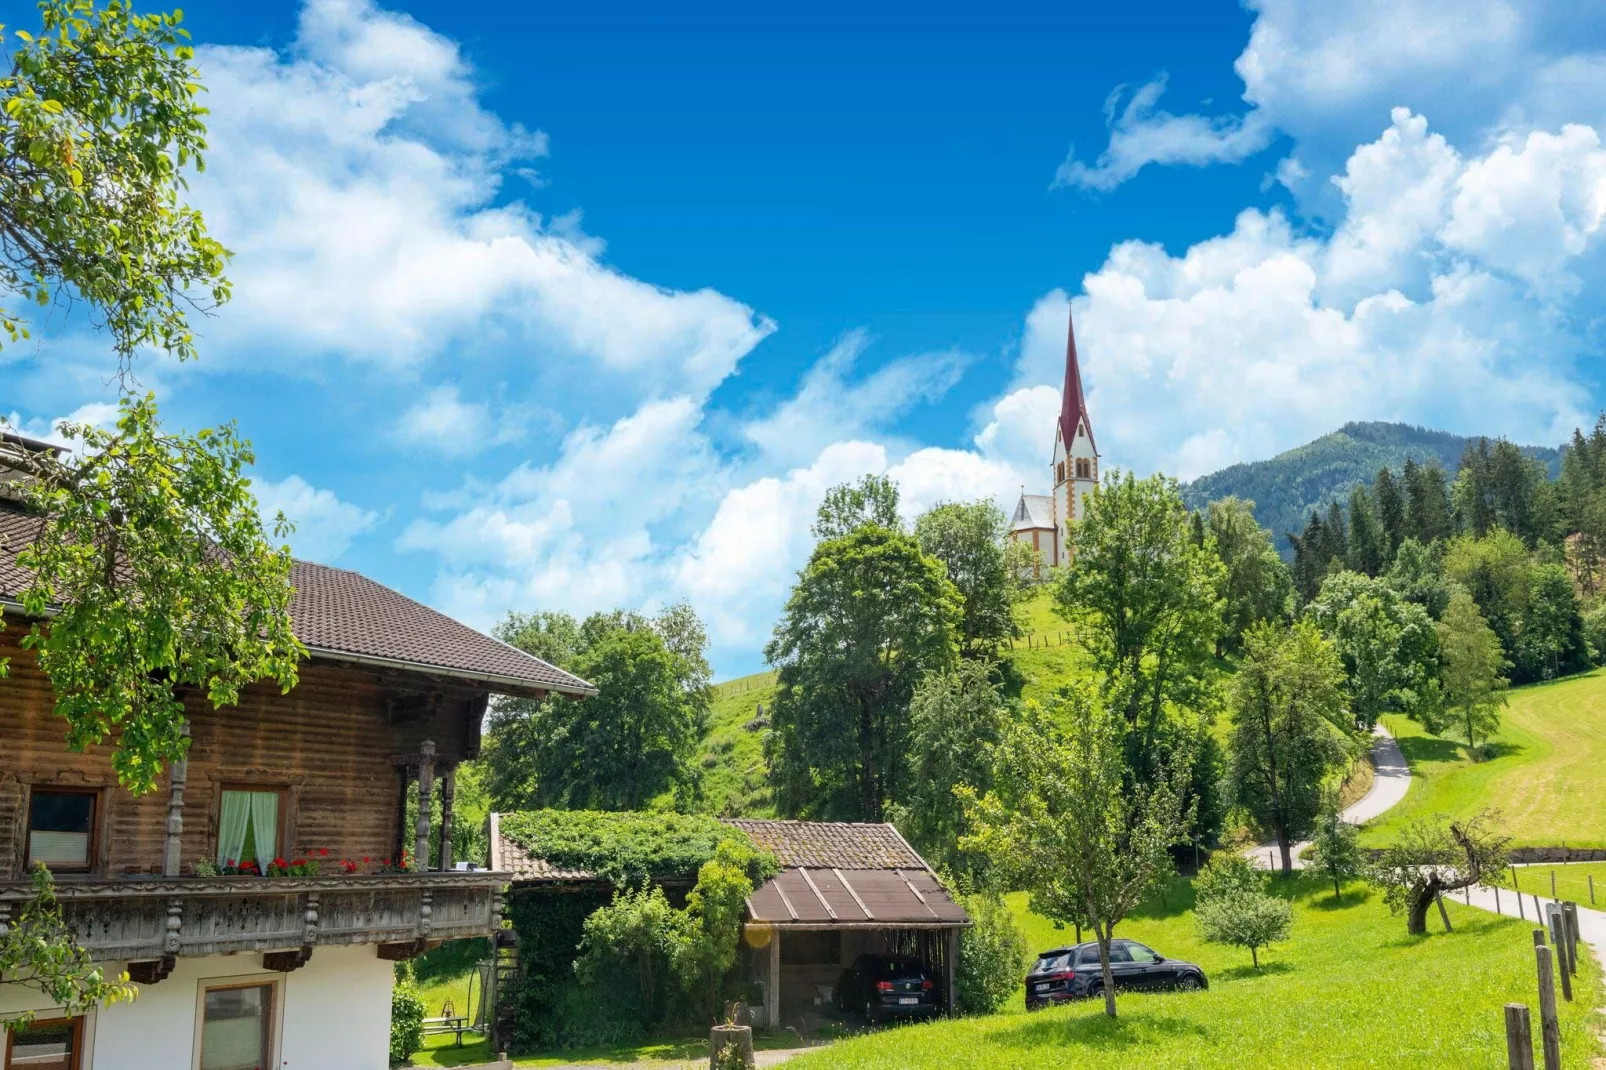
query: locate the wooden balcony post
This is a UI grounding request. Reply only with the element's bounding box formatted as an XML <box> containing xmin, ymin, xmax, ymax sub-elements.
<box><xmin>162</xmin><ymin>723</ymin><xmax>190</xmax><ymax>877</ymax></box>
<box><xmin>438</xmin><ymin>766</ymin><xmax>456</xmax><ymax>872</ymax></box>
<box><xmin>414</xmin><ymin>740</ymin><xmax>436</xmax><ymax>871</ymax></box>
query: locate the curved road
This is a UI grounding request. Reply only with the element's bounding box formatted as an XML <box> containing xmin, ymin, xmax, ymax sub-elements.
<box><xmin>1245</xmin><ymin>722</ymin><xmax>1410</xmax><ymax>871</ymax></box>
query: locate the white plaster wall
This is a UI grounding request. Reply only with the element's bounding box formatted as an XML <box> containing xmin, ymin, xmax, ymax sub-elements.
<box><xmin>0</xmin><ymin>946</ymin><xmax>392</xmax><ymax>1070</ymax></box>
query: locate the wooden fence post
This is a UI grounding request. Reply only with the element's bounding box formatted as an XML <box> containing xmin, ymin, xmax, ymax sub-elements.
<box><xmin>1550</xmin><ymin>871</ymin><xmax>1557</xmax><ymax>898</ymax></box>
<box><xmin>1436</xmin><ymin>894</ymin><xmax>1454</xmax><ymax>932</ymax></box>
<box><xmin>1590</xmin><ymin>874</ymin><xmax>1596</xmax><ymax>906</ymax></box>
<box><xmin>1545</xmin><ymin>904</ymin><xmax>1572</xmax><ymax>1001</ymax></box>
<box><xmin>1535</xmin><ymin>942</ymin><xmax>1561</xmax><ymax>1070</ymax></box>
<box><xmin>1517</xmin><ymin>888</ymin><xmax>1525</xmax><ymax>920</ymax></box>
<box><xmin>1562</xmin><ymin>903</ymin><xmax>1580</xmax><ymax>978</ymax></box>
<box><xmin>1504</xmin><ymin>1003</ymin><xmax>1535</xmax><ymax>1070</ymax></box>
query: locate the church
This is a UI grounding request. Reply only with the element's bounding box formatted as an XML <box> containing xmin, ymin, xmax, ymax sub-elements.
<box><xmin>1010</xmin><ymin>305</ymin><xmax>1099</xmax><ymax>576</ymax></box>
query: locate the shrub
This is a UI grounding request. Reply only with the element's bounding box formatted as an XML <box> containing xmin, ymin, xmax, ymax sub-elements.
<box><xmin>1192</xmin><ymin>854</ymin><xmax>1291</xmax><ymax>969</ymax></box>
<box><xmin>954</xmin><ymin>893</ymin><xmax>1027</xmax><ymax>1015</ymax></box>
<box><xmin>389</xmin><ymin>963</ymin><xmax>426</xmax><ymax>1066</ymax></box>
<box><xmin>1583</xmin><ymin>601</ymin><xmax>1606</xmax><ymax>665</ymax></box>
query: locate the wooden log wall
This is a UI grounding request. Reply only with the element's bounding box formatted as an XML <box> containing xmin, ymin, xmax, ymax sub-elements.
<box><xmin>0</xmin><ymin>621</ymin><xmax>487</xmax><ymax>880</ymax></box>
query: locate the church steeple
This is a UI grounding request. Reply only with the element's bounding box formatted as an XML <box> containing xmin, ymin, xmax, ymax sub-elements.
<box><xmin>1059</xmin><ymin>303</ymin><xmax>1096</xmax><ymax>455</ymax></box>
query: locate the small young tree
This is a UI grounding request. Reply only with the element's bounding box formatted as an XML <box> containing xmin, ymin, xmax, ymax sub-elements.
<box><xmin>1308</xmin><ymin>795</ymin><xmax>1365</xmax><ymax>901</ymax></box>
<box><xmin>960</xmin><ymin>689</ymin><xmax>1191</xmax><ymax>1019</ymax></box>
<box><xmin>574</xmin><ymin>885</ymin><xmax>680</xmax><ymax>1026</ymax></box>
<box><xmin>1372</xmin><ymin>811</ymin><xmax>1511</xmax><ymax>935</ymax></box>
<box><xmin>1193</xmin><ymin>856</ymin><xmax>1292</xmax><ymax>970</ymax></box>
<box><xmin>1434</xmin><ymin>592</ymin><xmax>1509</xmax><ymax>757</ymax></box>
<box><xmin>671</xmin><ymin>841</ymin><xmax>757</xmax><ymax>1024</ymax></box>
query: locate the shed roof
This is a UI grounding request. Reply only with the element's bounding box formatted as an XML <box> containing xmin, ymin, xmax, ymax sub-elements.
<box><xmin>0</xmin><ymin>502</ymin><xmax>594</xmax><ymax>697</ymax></box>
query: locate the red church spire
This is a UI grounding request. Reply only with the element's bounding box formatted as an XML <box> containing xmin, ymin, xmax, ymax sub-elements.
<box><xmin>1060</xmin><ymin>303</ymin><xmax>1096</xmax><ymax>453</ymax></box>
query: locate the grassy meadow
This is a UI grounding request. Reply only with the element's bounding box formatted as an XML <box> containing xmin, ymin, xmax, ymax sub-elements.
<box><xmin>788</xmin><ymin>876</ymin><xmax>1602</xmax><ymax>1070</ymax></box>
<box><xmin>1361</xmin><ymin>669</ymin><xmax>1606</xmax><ymax>848</ymax></box>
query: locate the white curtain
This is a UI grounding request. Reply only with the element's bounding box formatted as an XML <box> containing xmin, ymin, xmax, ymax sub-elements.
<box><xmin>216</xmin><ymin>792</ymin><xmax>250</xmax><ymax>868</ymax></box>
<box><xmin>248</xmin><ymin>792</ymin><xmax>279</xmax><ymax>866</ymax></box>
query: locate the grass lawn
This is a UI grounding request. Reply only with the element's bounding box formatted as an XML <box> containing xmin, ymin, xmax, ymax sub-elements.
<box><xmin>1361</xmin><ymin>669</ymin><xmax>1606</xmax><ymax>848</ymax></box>
<box><xmin>1509</xmin><ymin>862</ymin><xmax>1606</xmax><ymax>906</ymax></box>
<box><xmin>786</xmin><ymin>875</ymin><xmax>1602</xmax><ymax>1070</ymax></box>
<box><xmin>412</xmin><ymin>1022</ymin><xmax>806</xmax><ymax>1068</ymax></box>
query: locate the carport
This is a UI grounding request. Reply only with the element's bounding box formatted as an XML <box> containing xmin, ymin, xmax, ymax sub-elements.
<box><xmin>726</xmin><ymin>820</ymin><xmax>971</xmax><ymax>1027</ymax></box>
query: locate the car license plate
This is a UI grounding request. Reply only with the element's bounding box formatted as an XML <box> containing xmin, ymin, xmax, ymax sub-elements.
<box><xmin>1034</xmin><ymin>983</ymin><xmax>1049</xmax><ymax>992</ymax></box>
<box><xmin>898</xmin><ymin>997</ymin><xmax>918</xmax><ymax>1005</ymax></box>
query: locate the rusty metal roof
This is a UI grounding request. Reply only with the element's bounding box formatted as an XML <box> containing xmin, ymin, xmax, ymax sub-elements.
<box><xmin>746</xmin><ymin>867</ymin><xmax>968</xmax><ymax>929</ymax></box>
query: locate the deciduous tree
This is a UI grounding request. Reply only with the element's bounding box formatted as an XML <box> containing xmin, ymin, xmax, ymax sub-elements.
<box><xmin>1192</xmin><ymin>854</ymin><xmax>1291</xmax><ymax>969</ymax></box>
<box><xmin>914</xmin><ymin>500</ymin><xmax>1026</xmax><ymax>657</ymax></box>
<box><xmin>1227</xmin><ymin>622</ymin><xmax>1354</xmax><ymax>874</ymax></box>
<box><xmin>1308</xmin><ymin>794</ymin><xmax>1365</xmax><ymax>901</ymax></box>
<box><xmin>1206</xmin><ymin>496</ymin><xmax>1292</xmax><ymax>654</ymax></box>
<box><xmin>1304</xmin><ymin>571</ymin><xmax>1437</xmax><ymax>729</ymax></box>
<box><xmin>960</xmin><ymin>690</ymin><xmax>1190</xmax><ymax>1018</ymax></box>
<box><xmin>766</xmin><ymin>523</ymin><xmax>960</xmax><ymax>820</ymax></box>
<box><xmin>1371</xmin><ymin>811</ymin><xmax>1510</xmax><ymax>935</ymax></box>
<box><xmin>1433</xmin><ymin>592</ymin><xmax>1508</xmax><ymax>756</ymax></box>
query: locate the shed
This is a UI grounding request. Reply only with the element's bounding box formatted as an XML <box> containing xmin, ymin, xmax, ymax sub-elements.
<box><xmin>488</xmin><ymin>815</ymin><xmax>970</xmax><ymax>1028</ymax></box>
<box><xmin>724</xmin><ymin>820</ymin><xmax>970</xmax><ymax>1026</ymax></box>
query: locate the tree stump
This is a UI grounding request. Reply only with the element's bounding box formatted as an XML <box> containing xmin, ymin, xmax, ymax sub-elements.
<box><xmin>710</xmin><ymin>1024</ymin><xmax>756</xmax><ymax>1069</ymax></box>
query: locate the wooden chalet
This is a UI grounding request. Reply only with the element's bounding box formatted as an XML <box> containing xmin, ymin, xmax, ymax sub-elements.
<box><xmin>489</xmin><ymin>817</ymin><xmax>970</xmax><ymax>1029</ymax></box>
<box><xmin>0</xmin><ymin>466</ymin><xmax>594</xmax><ymax>1070</ymax></box>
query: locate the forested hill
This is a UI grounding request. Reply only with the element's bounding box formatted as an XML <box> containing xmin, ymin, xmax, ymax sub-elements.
<box><xmin>1180</xmin><ymin>422</ymin><xmax>1561</xmax><ymax>553</ymax></box>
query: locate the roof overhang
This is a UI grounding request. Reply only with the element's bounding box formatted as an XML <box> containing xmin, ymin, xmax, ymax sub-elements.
<box><xmin>304</xmin><ymin>644</ymin><xmax>597</xmax><ymax>698</ymax></box>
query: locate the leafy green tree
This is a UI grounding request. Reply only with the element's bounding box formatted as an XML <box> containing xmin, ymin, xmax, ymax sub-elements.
<box><xmin>953</xmin><ymin>892</ymin><xmax>1028</xmax><ymax>1015</ymax></box>
<box><xmin>1444</xmin><ymin>530</ymin><xmax>1530</xmax><ymax>652</ymax></box>
<box><xmin>1582</xmin><ymin>601</ymin><xmax>1606</xmax><ymax>665</ymax></box>
<box><xmin>766</xmin><ymin>523</ymin><xmax>960</xmax><ymax>820</ymax></box>
<box><xmin>9</xmin><ymin>397</ymin><xmax>303</xmax><ymax>794</ymax></box>
<box><xmin>1520</xmin><ymin>563</ymin><xmax>1587</xmax><ymax>680</ymax></box>
<box><xmin>1433</xmin><ymin>593</ymin><xmax>1508</xmax><ymax>756</ymax></box>
<box><xmin>1227</xmin><ymin>622</ymin><xmax>1354</xmax><ymax>874</ymax></box>
<box><xmin>914</xmin><ymin>500</ymin><xmax>1025</xmax><ymax>657</ymax></box>
<box><xmin>888</xmin><ymin>660</ymin><xmax>1006</xmax><ymax>885</ymax></box>
<box><xmin>1193</xmin><ymin>862</ymin><xmax>1291</xmax><ymax>969</ymax></box>
<box><xmin>1308</xmin><ymin>795</ymin><xmax>1365</xmax><ymax>901</ymax></box>
<box><xmin>812</xmin><ymin>473</ymin><xmax>901</xmax><ymax>539</ymax></box>
<box><xmin>1052</xmin><ymin>472</ymin><xmax>1225</xmax><ymax>784</ymax></box>
<box><xmin>487</xmin><ymin>607</ymin><xmax>712</xmax><ymax>811</ymax></box>
<box><xmin>0</xmin><ymin>0</ymin><xmax>229</xmax><ymax>362</ymax></box>
<box><xmin>1385</xmin><ymin>538</ymin><xmax>1452</xmax><ymax>619</ymax></box>
<box><xmin>1304</xmin><ymin>571</ymin><xmax>1438</xmax><ymax>729</ymax></box>
<box><xmin>0</xmin><ymin>865</ymin><xmax>136</xmax><ymax>1027</ymax></box>
<box><xmin>960</xmin><ymin>690</ymin><xmax>1191</xmax><ymax>1019</ymax></box>
<box><xmin>1372</xmin><ymin>811</ymin><xmax>1510</xmax><ymax>935</ymax></box>
<box><xmin>1206</xmin><ymin>496</ymin><xmax>1292</xmax><ymax>654</ymax></box>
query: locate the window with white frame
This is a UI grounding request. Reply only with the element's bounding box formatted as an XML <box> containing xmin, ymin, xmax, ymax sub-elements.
<box><xmin>198</xmin><ymin>981</ymin><xmax>275</xmax><ymax>1070</ymax></box>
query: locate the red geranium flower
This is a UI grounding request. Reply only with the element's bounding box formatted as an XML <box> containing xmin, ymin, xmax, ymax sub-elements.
<box><xmin>319</xmin><ymin>848</ymin><xmax>329</xmax><ymax>856</ymax></box>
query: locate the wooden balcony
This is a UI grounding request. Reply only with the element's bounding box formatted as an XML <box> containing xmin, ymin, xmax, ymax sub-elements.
<box><xmin>0</xmin><ymin>871</ymin><xmax>508</xmax><ymax>977</ymax></box>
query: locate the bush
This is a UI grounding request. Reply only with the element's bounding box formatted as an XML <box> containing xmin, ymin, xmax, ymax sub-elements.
<box><xmin>954</xmin><ymin>893</ymin><xmax>1027</xmax><ymax>1015</ymax></box>
<box><xmin>1192</xmin><ymin>854</ymin><xmax>1291</xmax><ymax>969</ymax></box>
<box><xmin>1582</xmin><ymin>601</ymin><xmax>1606</xmax><ymax>665</ymax></box>
<box><xmin>389</xmin><ymin>964</ymin><xmax>426</xmax><ymax>1066</ymax></box>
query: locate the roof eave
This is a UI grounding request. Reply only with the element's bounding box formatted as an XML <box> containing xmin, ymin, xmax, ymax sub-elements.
<box><xmin>303</xmin><ymin>645</ymin><xmax>599</xmax><ymax>697</ymax></box>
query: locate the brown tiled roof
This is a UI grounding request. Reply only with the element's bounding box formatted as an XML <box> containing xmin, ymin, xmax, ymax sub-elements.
<box><xmin>0</xmin><ymin>502</ymin><xmax>593</xmax><ymax>697</ymax></box>
<box><xmin>723</xmin><ymin>820</ymin><xmax>928</xmax><ymax>870</ymax></box>
<box><xmin>487</xmin><ymin>814</ymin><xmax>597</xmax><ymax>881</ymax></box>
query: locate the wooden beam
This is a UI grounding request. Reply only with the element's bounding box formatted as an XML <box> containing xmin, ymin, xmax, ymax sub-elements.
<box><xmin>377</xmin><ymin>939</ymin><xmax>429</xmax><ymax>962</ymax></box>
<box><xmin>438</xmin><ymin>766</ymin><xmax>456</xmax><ymax>873</ymax></box>
<box><xmin>128</xmin><ymin>955</ymin><xmax>175</xmax><ymax>985</ymax></box>
<box><xmin>263</xmin><ymin>947</ymin><xmax>313</xmax><ymax>973</ymax></box>
<box><xmin>414</xmin><ymin>740</ymin><xmax>435</xmax><ymax>871</ymax></box>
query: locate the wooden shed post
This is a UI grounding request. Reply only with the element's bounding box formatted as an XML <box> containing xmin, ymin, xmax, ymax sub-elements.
<box><xmin>438</xmin><ymin>766</ymin><xmax>456</xmax><ymax>872</ymax></box>
<box><xmin>414</xmin><ymin>740</ymin><xmax>435</xmax><ymax>871</ymax></box>
<box><xmin>766</xmin><ymin>928</ymin><xmax>780</xmax><ymax>1029</ymax></box>
<box><xmin>945</xmin><ymin>928</ymin><xmax>958</xmax><ymax>1016</ymax></box>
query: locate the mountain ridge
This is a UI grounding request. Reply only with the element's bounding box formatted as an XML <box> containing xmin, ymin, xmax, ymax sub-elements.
<box><xmin>1179</xmin><ymin>421</ymin><xmax>1562</xmax><ymax>552</ymax></box>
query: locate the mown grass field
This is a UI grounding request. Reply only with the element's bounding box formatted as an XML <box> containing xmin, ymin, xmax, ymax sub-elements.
<box><xmin>788</xmin><ymin>875</ymin><xmax>1602</xmax><ymax>1070</ymax></box>
<box><xmin>1509</xmin><ymin>861</ymin><xmax>1606</xmax><ymax>906</ymax></box>
<box><xmin>1361</xmin><ymin>669</ymin><xmax>1606</xmax><ymax>848</ymax></box>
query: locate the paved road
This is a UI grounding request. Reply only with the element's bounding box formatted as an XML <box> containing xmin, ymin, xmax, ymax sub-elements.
<box><xmin>1246</xmin><ymin>722</ymin><xmax>1410</xmax><ymax>871</ymax></box>
<box><xmin>1461</xmin><ymin>883</ymin><xmax>1606</xmax><ymax>964</ymax></box>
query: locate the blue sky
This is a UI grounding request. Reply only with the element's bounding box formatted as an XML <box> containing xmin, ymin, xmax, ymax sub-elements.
<box><xmin>5</xmin><ymin>0</ymin><xmax>1606</xmax><ymax>676</ymax></box>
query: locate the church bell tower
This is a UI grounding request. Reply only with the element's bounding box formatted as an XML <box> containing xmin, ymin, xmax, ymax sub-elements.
<box><xmin>1050</xmin><ymin>305</ymin><xmax>1098</xmax><ymax>567</ymax></box>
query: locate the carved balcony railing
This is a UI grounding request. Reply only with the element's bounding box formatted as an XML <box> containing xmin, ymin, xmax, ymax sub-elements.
<box><xmin>0</xmin><ymin>871</ymin><xmax>508</xmax><ymax>979</ymax></box>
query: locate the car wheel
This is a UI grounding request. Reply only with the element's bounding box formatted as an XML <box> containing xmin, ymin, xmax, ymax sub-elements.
<box><xmin>1084</xmin><ymin>983</ymin><xmax>1102</xmax><ymax>1003</ymax></box>
<box><xmin>1177</xmin><ymin>974</ymin><xmax>1203</xmax><ymax>992</ymax></box>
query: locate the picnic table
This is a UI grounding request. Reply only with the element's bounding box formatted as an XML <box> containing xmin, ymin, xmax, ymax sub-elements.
<box><xmin>423</xmin><ymin>1014</ymin><xmax>474</xmax><ymax>1046</ymax></box>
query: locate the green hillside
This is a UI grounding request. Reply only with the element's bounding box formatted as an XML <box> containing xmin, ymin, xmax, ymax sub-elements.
<box><xmin>1361</xmin><ymin>669</ymin><xmax>1606</xmax><ymax>849</ymax></box>
<box><xmin>1179</xmin><ymin>422</ymin><xmax>1560</xmax><ymax>554</ymax></box>
<box><xmin>691</xmin><ymin>671</ymin><xmax>777</xmax><ymax>816</ymax></box>
<box><xmin>788</xmin><ymin>875</ymin><xmax>1601</xmax><ymax>1070</ymax></box>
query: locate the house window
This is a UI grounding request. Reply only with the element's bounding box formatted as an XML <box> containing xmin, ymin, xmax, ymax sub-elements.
<box><xmin>1055</xmin><ymin>462</ymin><xmax>1065</xmax><ymax>483</ymax></box>
<box><xmin>26</xmin><ymin>789</ymin><xmax>97</xmax><ymax>872</ymax></box>
<box><xmin>198</xmin><ymin>982</ymin><xmax>274</xmax><ymax>1070</ymax></box>
<box><xmin>216</xmin><ymin>789</ymin><xmax>282</xmax><ymax>871</ymax></box>
<box><xmin>5</xmin><ymin>1016</ymin><xmax>83</xmax><ymax>1070</ymax></box>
